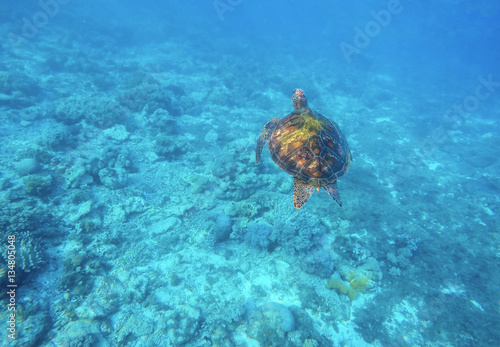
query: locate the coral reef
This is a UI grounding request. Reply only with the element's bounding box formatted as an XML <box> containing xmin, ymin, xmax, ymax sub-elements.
<box><xmin>246</xmin><ymin>301</ymin><xmax>296</xmax><ymax>342</ymax></box>
<box><xmin>269</xmin><ymin>207</ymin><xmax>327</xmax><ymax>253</ymax></box>
<box><xmin>0</xmin><ymin>71</ymin><xmax>41</xmax><ymax>107</ymax></box>
<box><xmin>118</xmin><ymin>81</ymin><xmax>183</xmax><ymax>116</ymax></box>
<box><xmin>22</xmin><ymin>173</ymin><xmax>53</xmax><ymax>196</ymax></box>
<box><xmin>1</xmin><ymin>231</ymin><xmax>43</xmax><ymax>273</ymax></box>
<box><xmin>301</xmin><ymin>249</ymin><xmax>335</xmax><ymax>278</ymax></box>
<box><xmin>0</xmin><ymin>4</ymin><xmax>497</xmax><ymax>346</ymax></box>
<box><xmin>54</xmin><ymin>95</ymin><xmax>126</xmax><ymax>127</ymax></box>
<box><xmin>244</xmin><ymin>220</ymin><xmax>272</xmax><ymax>249</ymax></box>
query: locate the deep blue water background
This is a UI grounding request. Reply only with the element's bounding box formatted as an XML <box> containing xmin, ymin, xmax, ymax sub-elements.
<box><xmin>1</xmin><ymin>1</ymin><xmax>499</xmax><ymax>346</ymax></box>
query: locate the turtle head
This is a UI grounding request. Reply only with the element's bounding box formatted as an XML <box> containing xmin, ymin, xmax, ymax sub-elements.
<box><xmin>292</xmin><ymin>89</ymin><xmax>308</xmax><ymax>110</ymax></box>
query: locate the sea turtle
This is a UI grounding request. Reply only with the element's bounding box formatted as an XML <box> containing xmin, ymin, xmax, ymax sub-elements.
<box><xmin>256</xmin><ymin>89</ymin><xmax>351</xmax><ymax>209</ymax></box>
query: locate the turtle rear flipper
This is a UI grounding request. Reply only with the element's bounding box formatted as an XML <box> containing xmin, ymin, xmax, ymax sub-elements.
<box><xmin>293</xmin><ymin>177</ymin><xmax>314</xmax><ymax>209</ymax></box>
<box><xmin>324</xmin><ymin>181</ymin><xmax>342</xmax><ymax>207</ymax></box>
<box><xmin>256</xmin><ymin>117</ymin><xmax>280</xmax><ymax>163</ymax></box>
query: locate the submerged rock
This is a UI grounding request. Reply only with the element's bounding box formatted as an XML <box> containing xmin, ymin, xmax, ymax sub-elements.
<box><xmin>15</xmin><ymin>158</ymin><xmax>40</xmax><ymax>176</ymax></box>
<box><xmin>246</xmin><ymin>301</ymin><xmax>296</xmax><ymax>342</ymax></box>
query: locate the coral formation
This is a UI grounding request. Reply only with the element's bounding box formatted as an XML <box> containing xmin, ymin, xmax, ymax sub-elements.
<box><xmin>244</xmin><ymin>220</ymin><xmax>272</xmax><ymax>249</ymax></box>
<box><xmin>54</xmin><ymin>95</ymin><xmax>125</xmax><ymax>127</ymax></box>
<box><xmin>0</xmin><ymin>71</ymin><xmax>41</xmax><ymax>107</ymax></box>
<box><xmin>326</xmin><ymin>258</ymin><xmax>381</xmax><ymax>301</ymax></box>
<box><xmin>326</xmin><ymin>277</ymin><xmax>349</xmax><ymax>294</ymax></box>
<box><xmin>1</xmin><ymin>231</ymin><xmax>43</xmax><ymax>273</ymax></box>
<box><xmin>301</xmin><ymin>249</ymin><xmax>335</xmax><ymax>278</ymax></box>
<box><xmin>269</xmin><ymin>206</ymin><xmax>327</xmax><ymax>253</ymax></box>
<box><xmin>22</xmin><ymin>173</ymin><xmax>53</xmax><ymax>196</ymax></box>
<box><xmin>246</xmin><ymin>301</ymin><xmax>296</xmax><ymax>342</ymax></box>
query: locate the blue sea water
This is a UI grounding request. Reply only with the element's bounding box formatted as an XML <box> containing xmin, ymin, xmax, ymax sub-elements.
<box><xmin>0</xmin><ymin>0</ymin><xmax>499</xmax><ymax>345</ymax></box>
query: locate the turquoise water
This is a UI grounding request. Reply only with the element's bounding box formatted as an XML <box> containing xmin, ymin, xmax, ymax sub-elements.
<box><xmin>0</xmin><ymin>1</ymin><xmax>499</xmax><ymax>345</ymax></box>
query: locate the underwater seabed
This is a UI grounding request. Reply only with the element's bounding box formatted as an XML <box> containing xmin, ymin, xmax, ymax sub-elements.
<box><xmin>1</xmin><ymin>17</ymin><xmax>500</xmax><ymax>347</ymax></box>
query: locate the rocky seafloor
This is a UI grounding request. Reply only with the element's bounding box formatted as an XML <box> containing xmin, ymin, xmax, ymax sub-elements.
<box><xmin>0</xmin><ymin>6</ymin><xmax>499</xmax><ymax>347</ymax></box>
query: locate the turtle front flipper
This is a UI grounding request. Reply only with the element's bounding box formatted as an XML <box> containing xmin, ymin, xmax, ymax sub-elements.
<box><xmin>324</xmin><ymin>181</ymin><xmax>342</xmax><ymax>207</ymax></box>
<box><xmin>293</xmin><ymin>177</ymin><xmax>314</xmax><ymax>209</ymax></box>
<box><xmin>256</xmin><ymin>117</ymin><xmax>280</xmax><ymax>163</ymax></box>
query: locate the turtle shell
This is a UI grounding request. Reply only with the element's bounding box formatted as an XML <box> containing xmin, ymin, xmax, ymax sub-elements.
<box><xmin>268</xmin><ymin>108</ymin><xmax>350</xmax><ymax>187</ymax></box>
